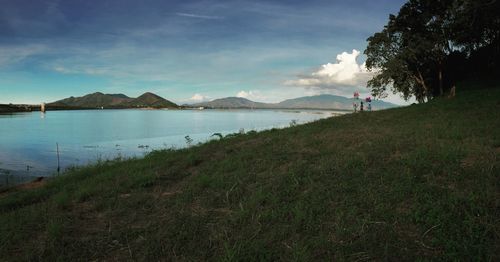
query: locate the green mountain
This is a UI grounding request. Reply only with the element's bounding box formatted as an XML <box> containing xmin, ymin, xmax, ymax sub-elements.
<box><xmin>277</xmin><ymin>94</ymin><xmax>397</xmax><ymax>110</ymax></box>
<box><xmin>193</xmin><ymin>97</ymin><xmax>271</xmax><ymax>109</ymax></box>
<box><xmin>49</xmin><ymin>92</ymin><xmax>133</xmax><ymax>108</ymax></box>
<box><xmin>124</xmin><ymin>92</ymin><xmax>178</xmax><ymax>108</ymax></box>
<box><xmin>49</xmin><ymin>92</ymin><xmax>177</xmax><ymax>109</ymax></box>
<box><xmin>193</xmin><ymin>94</ymin><xmax>397</xmax><ymax>110</ymax></box>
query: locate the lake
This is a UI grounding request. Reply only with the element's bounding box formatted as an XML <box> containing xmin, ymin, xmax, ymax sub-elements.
<box><xmin>0</xmin><ymin>109</ymin><xmax>341</xmax><ymax>185</ymax></box>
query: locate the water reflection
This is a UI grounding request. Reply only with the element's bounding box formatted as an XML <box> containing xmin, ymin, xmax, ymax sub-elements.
<box><xmin>0</xmin><ymin>109</ymin><xmax>342</xmax><ymax>185</ymax></box>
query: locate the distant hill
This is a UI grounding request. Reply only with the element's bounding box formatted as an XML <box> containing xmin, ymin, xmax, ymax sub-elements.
<box><xmin>123</xmin><ymin>92</ymin><xmax>178</xmax><ymax>108</ymax></box>
<box><xmin>49</xmin><ymin>92</ymin><xmax>133</xmax><ymax>108</ymax></box>
<box><xmin>49</xmin><ymin>92</ymin><xmax>178</xmax><ymax>109</ymax></box>
<box><xmin>193</xmin><ymin>97</ymin><xmax>272</xmax><ymax>109</ymax></box>
<box><xmin>193</xmin><ymin>94</ymin><xmax>397</xmax><ymax>110</ymax></box>
<box><xmin>276</xmin><ymin>95</ymin><xmax>397</xmax><ymax>110</ymax></box>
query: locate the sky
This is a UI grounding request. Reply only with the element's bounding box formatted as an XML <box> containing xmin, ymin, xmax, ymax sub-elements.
<box><xmin>0</xmin><ymin>0</ymin><xmax>410</xmax><ymax>105</ymax></box>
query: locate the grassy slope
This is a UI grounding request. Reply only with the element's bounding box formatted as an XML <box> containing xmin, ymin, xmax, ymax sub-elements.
<box><xmin>0</xmin><ymin>84</ymin><xmax>499</xmax><ymax>261</ymax></box>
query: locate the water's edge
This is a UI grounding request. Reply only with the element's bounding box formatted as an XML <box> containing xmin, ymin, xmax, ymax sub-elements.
<box><xmin>0</xmin><ymin>109</ymin><xmax>343</xmax><ymax>187</ymax></box>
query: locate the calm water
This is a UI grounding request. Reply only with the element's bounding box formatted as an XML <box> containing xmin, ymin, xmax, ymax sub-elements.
<box><xmin>0</xmin><ymin>109</ymin><xmax>340</xmax><ymax>185</ymax></box>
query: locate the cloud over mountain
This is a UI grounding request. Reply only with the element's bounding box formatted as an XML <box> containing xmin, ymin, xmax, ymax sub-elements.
<box><xmin>236</xmin><ymin>90</ymin><xmax>266</xmax><ymax>101</ymax></box>
<box><xmin>189</xmin><ymin>93</ymin><xmax>210</xmax><ymax>102</ymax></box>
<box><xmin>285</xmin><ymin>49</ymin><xmax>374</xmax><ymax>93</ymax></box>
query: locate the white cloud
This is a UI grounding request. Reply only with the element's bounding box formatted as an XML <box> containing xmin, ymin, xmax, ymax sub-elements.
<box><xmin>189</xmin><ymin>93</ymin><xmax>209</xmax><ymax>102</ymax></box>
<box><xmin>53</xmin><ymin>66</ymin><xmax>108</xmax><ymax>75</ymax></box>
<box><xmin>0</xmin><ymin>45</ymin><xmax>47</xmax><ymax>67</ymax></box>
<box><xmin>283</xmin><ymin>49</ymin><xmax>415</xmax><ymax>105</ymax></box>
<box><xmin>175</xmin><ymin>12</ymin><xmax>223</xmax><ymax>20</ymax></box>
<box><xmin>236</xmin><ymin>90</ymin><xmax>266</xmax><ymax>101</ymax></box>
<box><xmin>285</xmin><ymin>49</ymin><xmax>374</xmax><ymax>93</ymax></box>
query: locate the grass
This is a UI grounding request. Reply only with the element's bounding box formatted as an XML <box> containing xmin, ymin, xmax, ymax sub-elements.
<box><xmin>0</xmin><ymin>82</ymin><xmax>499</xmax><ymax>260</ymax></box>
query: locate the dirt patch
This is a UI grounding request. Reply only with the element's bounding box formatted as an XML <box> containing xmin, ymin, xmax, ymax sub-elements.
<box><xmin>0</xmin><ymin>177</ymin><xmax>47</xmax><ymax>197</ymax></box>
<box><xmin>18</xmin><ymin>177</ymin><xmax>47</xmax><ymax>190</ymax></box>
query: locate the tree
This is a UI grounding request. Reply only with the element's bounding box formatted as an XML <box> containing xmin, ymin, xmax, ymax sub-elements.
<box><xmin>365</xmin><ymin>1</ymin><xmax>440</xmax><ymax>103</ymax></box>
<box><xmin>364</xmin><ymin>0</ymin><xmax>500</xmax><ymax>102</ymax></box>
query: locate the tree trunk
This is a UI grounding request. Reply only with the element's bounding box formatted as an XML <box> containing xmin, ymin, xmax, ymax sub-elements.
<box><xmin>415</xmin><ymin>70</ymin><xmax>429</xmax><ymax>101</ymax></box>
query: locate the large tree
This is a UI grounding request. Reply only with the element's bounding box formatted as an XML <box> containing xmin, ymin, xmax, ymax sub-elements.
<box><xmin>364</xmin><ymin>0</ymin><xmax>500</xmax><ymax>102</ymax></box>
<box><xmin>365</xmin><ymin>1</ymin><xmax>441</xmax><ymax>103</ymax></box>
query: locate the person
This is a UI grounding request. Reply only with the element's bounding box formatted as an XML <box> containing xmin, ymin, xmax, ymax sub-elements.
<box><xmin>368</xmin><ymin>103</ymin><xmax>372</xmax><ymax>111</ymax></box>
<box><xmin>353</xmin><ymin>102</ymin><xmax>358</xmax><ymax>112</ymax></box>
<box><xmin>360</xmin><ymin>101</ymin><xmax>364</xmax><ymax>111</ymax></box>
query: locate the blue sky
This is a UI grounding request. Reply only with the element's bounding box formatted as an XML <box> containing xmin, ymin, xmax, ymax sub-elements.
<box><xmin>0</xmin><ymin>0</ymin><xmax>408</xmax><ymax>104</ymax></box>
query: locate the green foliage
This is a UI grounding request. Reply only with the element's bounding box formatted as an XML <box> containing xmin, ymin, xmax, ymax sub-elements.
<box><xmin>365</xmin><ymin>0</ymin><xmax>500</xmax><ymax>102</ymax></box>
<box><xmin>211</xmin><ymin>132</ymin><xmax>224</xmax><ymax>139</ymax></box>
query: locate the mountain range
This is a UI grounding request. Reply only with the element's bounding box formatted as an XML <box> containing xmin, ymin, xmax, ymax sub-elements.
<box><xmin>49</xmin><ymin>92</ymin><xmax>178</xmax><ymax>109</ymax></box>
<box><xmin>192</xmin><ymin>94</ymin><xmax>397</xmax><ymax>110</ymax></box>
<box><xmin>48</xmin><ymin>92</ymin><xmax>397</xmax><ymax>111</ymax></box>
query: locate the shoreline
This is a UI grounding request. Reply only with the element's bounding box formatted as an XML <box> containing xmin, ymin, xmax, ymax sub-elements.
<box><xmin>0</xmin><ymin>111</ymin><xmax>339</xmax><ymax>187</ymax></box>
<box><xmin>1</xmin><ymin>104</ymin><xmax>354</xmax><ymax>113</ymax></box>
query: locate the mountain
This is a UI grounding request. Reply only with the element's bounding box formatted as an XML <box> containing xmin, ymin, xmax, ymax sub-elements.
<box><xmin>193</xmin><ymin>95</ymin><xmax>397</xmax><ymax>110</ymax></box>
<box><xmin>50</xmin><ymin>92</ymin><xmax>133</xmax><ymax>108</ymax></box>
<box><xmin>107</xmin><ymin>93</ymin><xmax>131</xmax><ymax>99</ymax></box>
<box><xmin>192</xmin><ymin>97</ymin><xmax>272</xmax><ymax>109</ymax></box>
<box><xmin>49</xmin><ymin>92</ymin><xmax>178</xmax><ymax>109</ymax></box>
<box><xmin>49</xmin><ymin>92</ymin><xmax>395</xmax><ymax>111</ymax></box>
<box><xmin>277</xmin><ymin>95</ymin><xmax>352</xmax><ymax>109</ymax></box>
<box><xmin>124</xmin><ymin>92</ymin><xmax>177</xmax><ymax>108</ymax></box>
<box><xmin>276</xmin><ymin>94</ymin><xmax>397</xmax><ymax>110</ymax></box>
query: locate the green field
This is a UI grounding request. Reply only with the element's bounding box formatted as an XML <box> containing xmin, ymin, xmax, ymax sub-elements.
<box><xmin>1</xmin><ymin>82</ymin><xmax>499</xmax><ymax>260</ymax></box>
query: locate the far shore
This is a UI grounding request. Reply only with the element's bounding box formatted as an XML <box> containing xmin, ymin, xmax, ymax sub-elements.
<box><xmin>1</xmin><ymin>103</ymin><xmax>354</xmax><ymax>113</ymax></box>
<box><xmin>0</xmin><ymin>104</ymin><xmax>179</xmax><ymax>113</ymax></box>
